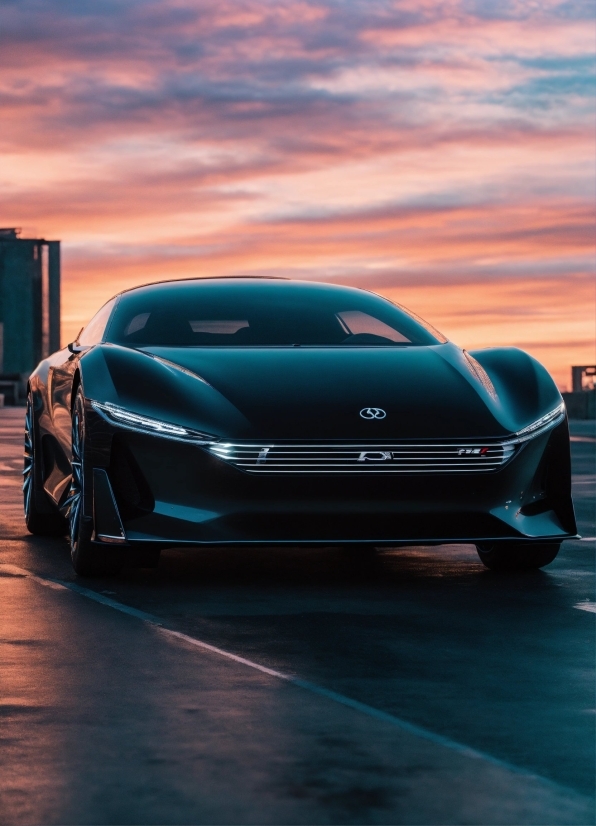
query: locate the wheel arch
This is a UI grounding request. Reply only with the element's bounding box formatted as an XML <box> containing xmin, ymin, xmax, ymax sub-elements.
<box><xmin>71</xmin><ymin>369</ymin><xmax>82</xmax><ymax>413</ymax></box>
<box><xmin>468</xmin><ymin>346</ymin><xmax>562</xmax><ymax>426</ymax></box>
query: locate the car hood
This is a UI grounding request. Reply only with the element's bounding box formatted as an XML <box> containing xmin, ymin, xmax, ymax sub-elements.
<box><xmin>124</xmin><ymin>343</ymin><xmax>514</xmax><ymax>440</ymax></box>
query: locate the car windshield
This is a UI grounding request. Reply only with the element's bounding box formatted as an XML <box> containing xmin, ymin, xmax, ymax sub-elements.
<box><xmin>106</xmin><ymin>281</ymin><xmax>445</xmax><ymax>347</ymax></box>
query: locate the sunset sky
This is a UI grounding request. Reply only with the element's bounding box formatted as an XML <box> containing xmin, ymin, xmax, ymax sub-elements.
<box><xmin>1</xmin><ymin>0</ymin><xmax>594</xmax><ymax>388</ymax></box>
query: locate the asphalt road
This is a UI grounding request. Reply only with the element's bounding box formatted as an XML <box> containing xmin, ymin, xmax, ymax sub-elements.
<box><xmin>0</xmin><ymin>407</ymin><xmax>594</xmax><ymax>825</ymax></box>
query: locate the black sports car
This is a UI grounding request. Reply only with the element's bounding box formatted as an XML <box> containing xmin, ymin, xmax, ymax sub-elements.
<box><xmin>25</xmin><ymin>277</ymin><xmax>577</xmax><ymax>575</ymax></box>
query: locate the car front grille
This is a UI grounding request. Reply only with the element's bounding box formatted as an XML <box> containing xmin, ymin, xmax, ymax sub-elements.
<box><xmin>206</xmin><ymin>441</ymin><xmax>517</xmax><ymax>474</ymax></box>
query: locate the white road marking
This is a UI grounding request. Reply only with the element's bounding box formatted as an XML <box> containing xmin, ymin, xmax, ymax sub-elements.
<box><xmin>0</xmin><ymin>563</ymin><xmax>69</xmax><ymax>590</ymax></box>
<box><xmin>574</xmin><ymin>602</ymin><xmax>596</xmax><ymax>613</ymax></box>
<box><xmin>65</xmin><ymin>580</ymin><xmax>162</xmax><ymax>622</ymax></box>
<box><xmin>158</xmin><ymin>627</ymin><xmax>293</xmax><ymax>679</ymax></box>
<box><xmin>0</xmin><ymin>561</ymin><xmax>584</xmax><ymax>793</ymax></box>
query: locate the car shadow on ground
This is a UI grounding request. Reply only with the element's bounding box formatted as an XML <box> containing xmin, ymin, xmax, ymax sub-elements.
<box><xmin>121</xmin><ymin>541</ymin><xmax>564</xmax><ymax>595</ymax></box>
<box><xmin>14</xmin><ymin>532</ymin><xmax>568</xmax><ymax>609</ymax></box>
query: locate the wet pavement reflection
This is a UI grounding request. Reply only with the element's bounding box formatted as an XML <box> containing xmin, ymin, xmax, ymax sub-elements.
<box><xmin>0</xmin><ymin>409</ymin><xmax>594</xmax><ymax>824</ymax></box>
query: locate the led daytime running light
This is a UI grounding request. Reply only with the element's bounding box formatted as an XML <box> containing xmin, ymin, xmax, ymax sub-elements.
<box><xmin>500</xmin><ymin>402</ymin><xmax>565</xmax><ymax>446</ymax></box>
<box><xmin>91</xmin><ymin>401</ymin><xmax>215</xmax><ymax>444</ymax></box>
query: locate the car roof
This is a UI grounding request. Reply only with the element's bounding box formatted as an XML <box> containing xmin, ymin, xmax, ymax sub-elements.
<box><xmin>112</xmin><ymin>277</ymin><xmax>384</xmax><ymax>306</ymax></box>
<box><xmin>115</xmin><ymin>276</ymin><xmax>290</xmax><ymax>297</ymax></box>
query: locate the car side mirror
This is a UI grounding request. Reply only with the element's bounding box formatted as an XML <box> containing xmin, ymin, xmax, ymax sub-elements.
<box><xmin>68</xmin><ymin>329</ymin><xmax>86</xmax><ymax>353</ymax></box>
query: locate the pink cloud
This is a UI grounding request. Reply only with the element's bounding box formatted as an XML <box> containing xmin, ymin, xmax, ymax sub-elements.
<box><xmin>0</xmin><ymin>0</ymin><xmax>593</xmax><ymax>386</ymax></box>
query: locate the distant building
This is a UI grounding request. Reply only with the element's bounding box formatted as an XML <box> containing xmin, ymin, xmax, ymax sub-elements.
<box><xmin>571</xmin><ymin>365</ymin><xmax>596</xmax><ymax>393</ymax></box>
<box><xmin>563</xmin><ymin>366</ymin><xmax>596</xmax><ymax>420</ymax></box>
<box><xmin>0</xmin><ymin>228</ymin><xmax>60</xmax><ymax>403</ymax></box>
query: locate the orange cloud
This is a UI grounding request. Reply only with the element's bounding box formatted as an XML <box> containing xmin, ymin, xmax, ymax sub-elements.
<box><xmin>0</xmin><ymin>0</ymin><xmax>592</xmax><ymax>389</ymax></box>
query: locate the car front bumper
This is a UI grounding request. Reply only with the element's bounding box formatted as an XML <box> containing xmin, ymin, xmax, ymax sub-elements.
<box><xmin>86</xmin><ymin>407</ymin><xmax>578</xmax><ymax>548</ymax></box>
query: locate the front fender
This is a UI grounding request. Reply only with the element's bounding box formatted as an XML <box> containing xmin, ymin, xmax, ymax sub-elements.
<box><xmin>79</xmin><ymin>344</ymin><xmax>251</xmax><ymax>438</ymax></box>
<box><xmin>468</xmin><ymin>347</ymin><xmax>562</xmax><ymax>432</ymax></box>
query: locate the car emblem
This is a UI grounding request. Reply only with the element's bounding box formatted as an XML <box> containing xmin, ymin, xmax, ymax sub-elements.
<box><xmin>358</xmin><ymin>451</ymin><xmax>392</xmax><ymax>462</ymax></box>
<box><xmin>360</xmin><ymin>407</ymin><xmax>386</xmax><ymax>420</ymax></box>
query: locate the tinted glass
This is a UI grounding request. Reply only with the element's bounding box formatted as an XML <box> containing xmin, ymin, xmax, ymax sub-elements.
<box><xmin>78</xmin><ymin>298</ymin><xmax>117</xmax><ymax>346</ymax></box>
<box><xmin>107</xmin><ymin>281</ymin><xmax>445</xmax><ymax>347</ymax></box>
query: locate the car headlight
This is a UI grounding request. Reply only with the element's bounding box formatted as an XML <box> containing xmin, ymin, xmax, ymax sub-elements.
<box><xmin>511</xmin><ymin>402</ymin><xmax>566</xmax><ymax>443</ymax></box>
<box><xmin>90</xmin><ymin>400</ymin><xmax>216</xmax><ymax>444</ymax></box>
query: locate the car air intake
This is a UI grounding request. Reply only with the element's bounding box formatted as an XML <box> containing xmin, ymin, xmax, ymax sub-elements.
<box><xmin>108</xmin><ymin>437</ymin><xmax>155</xmax><ymax>517</ymax></box>
<box><xmin>206</xmin><ymin>442</ymin><xmax>517</xmax><ymax>473</ymax></box>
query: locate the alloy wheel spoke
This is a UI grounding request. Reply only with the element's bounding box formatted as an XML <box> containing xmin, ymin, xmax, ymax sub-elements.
<box><xmin>68</xmin><ymin>402</ymin><xmax>84</xmax><ymax>548</ymax></box>
<box><xmin>23</xmin><ymin>399</ymin><xmax>35</xmax><ymax>517</ymax></box>
<box><xmin>61</xmin><ymin>490</ymin><xmax>77</xmax><ymax>512</ymax></box>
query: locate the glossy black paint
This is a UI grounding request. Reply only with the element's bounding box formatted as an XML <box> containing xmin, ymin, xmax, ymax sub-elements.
<box><xmin>28</xmin><ymin>278</ymin><xmax>577</xmax><ymax>552</ymax></box>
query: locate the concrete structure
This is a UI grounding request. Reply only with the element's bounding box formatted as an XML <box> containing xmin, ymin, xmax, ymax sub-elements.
<box><xmin>563</xmin><ymin>365</ymin><xmax>596</xmax><ymax>420</ymax></box>
<box><xmin>0</xmin><ymin>229</ymin><xmax>60</xmax><ymax>402</ymax></box>
<box><xmin>572</xmin><ymin>365</ymin><xmax>596</xmax><ymax>393</ymax></box>
<box><xmin>563</xmin><ymin>390</ymin><xmax>596</xmax><ymax>419</ymax></box>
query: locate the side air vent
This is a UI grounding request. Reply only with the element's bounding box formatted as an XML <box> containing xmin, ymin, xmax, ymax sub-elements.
<box><xmin>108</xmin><ymin>437</ymin><xmax>154</xmax><ymax>519</ymax></box>
<box><xmin>93</xmin><ymin>469</ymin><xmax>126</xmax><ymax>543</ymax></box>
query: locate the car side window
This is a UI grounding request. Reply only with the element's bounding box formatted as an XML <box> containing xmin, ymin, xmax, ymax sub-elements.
<box><xmin>77</xmin><ymin>298</ymin><xmax>117</xmax><ymax>346</ymax></box>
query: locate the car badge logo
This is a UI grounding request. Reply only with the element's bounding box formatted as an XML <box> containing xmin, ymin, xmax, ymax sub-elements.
<box><xmin>360</xmin><ymin>407</ymin><xmax>386</xmax><ymax>420</ymax></box>
<box><xmin>358</xmin><ymin>451</ymin><xmax>392</xmax><ymax>462</ymax></box>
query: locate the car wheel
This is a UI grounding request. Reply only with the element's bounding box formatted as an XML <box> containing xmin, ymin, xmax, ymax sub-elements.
<box><xmin>475</xmin><ymin>542</ymin><xmax>561</xmax><ymax>571</ymax></box>
<box><xmin>23</xmin><ymin>393</ymin><xmax>68</xmax><ymax>536</ymax></box>
<box><xmin>66</xmin><ymin>388</ymin><xmax>121</xmax><ymax>577</ymax></box>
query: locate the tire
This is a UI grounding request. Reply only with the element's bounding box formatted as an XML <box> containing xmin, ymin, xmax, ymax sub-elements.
<box><xmin>66</xmin><ymin>388</ymin><xmax>121</xmax><ymax>577</ymax></box>
<box><xmin>23</xmin><ymin>393</ymin><xmax>68</xmax><ymax>536</ymax></box>
<box><xmin>475</xmin><ymin>542</ymin><xmax>561</xmax><ymax>571</ymax></box>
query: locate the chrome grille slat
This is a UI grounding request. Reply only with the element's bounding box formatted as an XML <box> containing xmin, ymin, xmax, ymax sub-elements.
<box><xmin>220</xmin><ymin>452</ymin><xmax>505</xmax><ymax>457</ymax></box>
<box><xmin>224</xmin><ymin>461</ymin><xmax>504</xmax><ymax>465</ymax></box>
<box><xmin>211</xmin><ymin>465</ymin><xmax>503</xmax><ymax>473</ymax></box>
<box><xmin>207</xmin><ymin>441</ymin><xmax>517</xmax><ymax>473</ymax></box>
